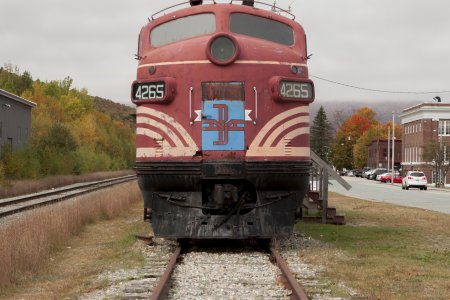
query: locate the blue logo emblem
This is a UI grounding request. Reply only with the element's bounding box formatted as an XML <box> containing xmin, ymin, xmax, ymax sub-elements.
<box><xmin>202</xmin><ymin>100</ymin><xmax>245</xmax><ymax>150</ymax></box>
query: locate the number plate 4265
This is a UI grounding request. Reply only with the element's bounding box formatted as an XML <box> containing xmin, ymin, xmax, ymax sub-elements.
<box><xmin>133</xmin><ymin>82</ymin><xmax>165</xmax><ymax>100</ymax></box>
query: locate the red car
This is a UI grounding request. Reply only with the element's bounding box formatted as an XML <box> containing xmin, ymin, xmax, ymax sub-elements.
<box><xmin>380</xmin><ymin>173</ymin><xmax>402</xmax><ymax>184</ymax></box>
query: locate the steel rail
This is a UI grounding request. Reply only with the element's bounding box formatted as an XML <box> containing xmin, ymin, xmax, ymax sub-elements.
<box><xmin>150</xmin><ymin>246</ymin><xmax>182</xmax><ymax>300</ymax></box>
<box><xmin>0</xmin><ymin>175</ymin><xmax>136</xmax><ymax>218</ymax></box>
<box><xmin>270</xmin><ymin>246</ymin><xmax>309</xmax><ymax>300</ymax></box>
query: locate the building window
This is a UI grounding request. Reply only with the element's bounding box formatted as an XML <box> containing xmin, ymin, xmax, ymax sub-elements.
<box><xmin>439</xmin><ymin>120</ymin><xmax>450</xmax><ymax>136</ymax></box>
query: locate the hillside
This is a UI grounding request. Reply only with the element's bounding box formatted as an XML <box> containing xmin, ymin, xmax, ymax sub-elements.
<box><xmin>310</xmin><ymin>99</ymin><xmax>424</xmax><ymax>129</ymax></box>
<box><xmin>92</xmin><ymin>96</ymin><xmax>135</xmax><ymax>122</ymax></box>
<box><xmin>0</xmin><ymin>66</ymin><xmax>135</xmax><ymax>181</ymax></box>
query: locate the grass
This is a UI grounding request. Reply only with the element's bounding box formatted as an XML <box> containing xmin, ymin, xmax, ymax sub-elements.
<box><xmin>0</xmin><ymin>181</ymin><xmax>144</xmax><ymax>294</ymax></box>
<box><xmin>295</xmin><ymin>192</ymin><xmax>450</xmax><ymax>299</ymax></box>
<box><xmin>0</xmin><ymin>170</ymin><xmax>134</xmax><ymax>199</ymax></box>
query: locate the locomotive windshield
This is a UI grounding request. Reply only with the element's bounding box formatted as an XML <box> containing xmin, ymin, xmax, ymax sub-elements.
<box><xmin>151</xmin><ymin>13</ymin><xmax>216</xmax><ymax>47</ymax></box>
<box><xmin>230</xmin><ymin>13</ymin><xmax>294</xmax><ymax>46</ymax></box>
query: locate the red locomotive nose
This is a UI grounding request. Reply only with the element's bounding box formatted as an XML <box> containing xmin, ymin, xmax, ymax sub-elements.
<box><xmin>206</xmin><ymin>33</ymin><xmax>240</xmax><ymax>65</ymax></box>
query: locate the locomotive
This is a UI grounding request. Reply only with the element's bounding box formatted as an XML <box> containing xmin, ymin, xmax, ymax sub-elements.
<box><xmin>131</xmin><ymin>0</ymin><xmax>314</xmax><ymax>239</ymax></box>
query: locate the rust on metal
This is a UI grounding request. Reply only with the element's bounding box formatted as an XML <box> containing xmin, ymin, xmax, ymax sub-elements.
<box><xmin>150</xmin><ymin>246</ymin><xmax>182</xmax><ymax>300</ymax></box>
<box><xmin>270</xmin><ymin>246</ymin><xmax>309</xmax><ymax>300</ymax></box>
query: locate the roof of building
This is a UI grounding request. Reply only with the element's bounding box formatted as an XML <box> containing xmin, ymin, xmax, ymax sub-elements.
<box><xmin>402</xmin><ymin>102</ymin><xmax>450</xmax><ymax>113</ymax></box>
<box><xmin>0</xmin><ymin>88</ymin><xmax>37</xmax><ymax>108</ymax></box>
<box><xmin>400</xmin><ymin>102</ymin><xmax>450</xmax><ymax>124</ymax></box>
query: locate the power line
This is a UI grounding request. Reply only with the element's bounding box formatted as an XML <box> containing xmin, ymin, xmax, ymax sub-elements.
<box><xmin>310</xmin><ymin>75</ymin><xmax>450</xmax><ymax>94</ymax></box>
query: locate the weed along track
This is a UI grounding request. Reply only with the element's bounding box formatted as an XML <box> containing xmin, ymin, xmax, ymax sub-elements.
<box><xmin>0</xmin><ymin>175</ymin><xmax>136</xmax><ymax>218</ymax></box>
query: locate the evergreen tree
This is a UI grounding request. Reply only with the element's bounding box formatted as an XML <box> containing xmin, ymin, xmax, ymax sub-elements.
<box><xmin>310</xmin><ymin>106</ymin><xmax>333</xmax><ymax>162</ymax></box>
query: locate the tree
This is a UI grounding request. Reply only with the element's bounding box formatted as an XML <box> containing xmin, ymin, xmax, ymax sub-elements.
<box><xmin>329</xmin><ymin>132</ymin><xmax>353</xmax><ymax>170</ymax></box>
<box><xmin>310</xmin><ymin>106</ymin><xmax>333</xmax><ymax>162</ymax></box>
<box><xmin>422</xmin><ymin>139</ymin><xmax>450</xmax><ymax>188</ymax></box>
<box><xmin>329</xmin><ymin>107</ymin><xmax>379</xmax><ymax>170</ymax></box>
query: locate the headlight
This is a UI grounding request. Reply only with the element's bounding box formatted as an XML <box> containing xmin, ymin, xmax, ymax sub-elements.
<box><xmin>207</xmin><ymin>34</ymin><xmax>239</xmax><ymax>65</ymax></box>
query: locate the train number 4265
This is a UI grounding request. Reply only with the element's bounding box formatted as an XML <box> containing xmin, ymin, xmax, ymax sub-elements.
<box><xmin>133</xmin><ymin>82</ymin><xmax>165</xmax><ymax>100</ymax></box>
<box><xmin>280</xmin><ymin>81</ymin><xmax>312</xmax><ymax>99</ymax></box>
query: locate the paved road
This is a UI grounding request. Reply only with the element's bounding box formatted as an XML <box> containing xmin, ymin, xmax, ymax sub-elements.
<box><xmin>329</xmin><ymin>176</ymin><xmax>450</xmax><ymax>214</ymax></box>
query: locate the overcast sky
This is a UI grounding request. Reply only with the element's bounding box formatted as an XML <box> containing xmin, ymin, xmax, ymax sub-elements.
<box><xmin>1</xmin><ymin>0</ymin><xmax>450</xmax><ymax>106</ymax></box>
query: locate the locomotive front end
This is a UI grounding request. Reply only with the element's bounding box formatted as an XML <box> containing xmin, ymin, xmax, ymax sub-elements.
<box><xmin>132</xmin><ymin>2</ymin><xmax>314</xmax><ymax>239</ymax></box>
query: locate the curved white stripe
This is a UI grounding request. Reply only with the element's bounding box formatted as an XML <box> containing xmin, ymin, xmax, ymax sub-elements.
<box><xmin>136</xmin><ymin>127</ymin><xmax>163</xmax><ymax>141</ymax></box>
<box><xmin>281</xmin><ymin>127</ymin><xmax>309</xmax><ymax>143</ymax></box>
<box><xmin>249</xmin><ymin>106</ymin><xmax>309</xmax><ymax>149</ymax></box>
<box><xmin>137</xmin><ymin>106</ymin><xmax>197</xmax><ymax>148</ymax></box>
<box><xmin>137</xmin><ymin>116</ymin><xmax>184</xmax><ymax>148</ymax></box>
<box><xmin>263</xmin><ymin>115</ymin><xmax>309</xmax><ymax>147</ymax></box>
<box><xmin>136</xmin><ymin>128</ymin><xmax>198</xmax><ymax>158</ymax></box>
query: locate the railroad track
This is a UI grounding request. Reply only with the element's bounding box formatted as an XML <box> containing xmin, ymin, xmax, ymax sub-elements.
<box><xmin>0</xmin><ymin>175</ymin><xmax>136</xmax><ymax>218</ymax></box>
<box><xmin>150</xmin><ymin>240</ymin><xmax>309</xmax><ymax>300</ymax></box>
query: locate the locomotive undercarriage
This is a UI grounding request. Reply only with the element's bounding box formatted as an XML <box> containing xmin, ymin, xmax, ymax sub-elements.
<box><xmin>136</xmin><ymin>160</ymin><xmax>310</xmax><ymax>239</ymax></box>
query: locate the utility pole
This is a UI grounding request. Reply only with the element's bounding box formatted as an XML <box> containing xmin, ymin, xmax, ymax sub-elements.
<box><xmin>387</xmin><ymin>128</ymin><xmax>390</xmax><ymax>172</ymax></box>
<box><xmin>391</xmin><ymin>111</ymin><xmax>395</xmax><ymax>185</ymax></box>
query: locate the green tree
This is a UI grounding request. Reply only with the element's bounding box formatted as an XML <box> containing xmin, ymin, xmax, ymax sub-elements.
<box><xmin>41</xmin><ymin>123</ymin><xmax>78</xmax><ymax>151</ymax></box>
<box><xmin>0</xmin><ymin>65</ymin><xmax>33</xmax><ymax>95</ymax></box>
<box><xmin>310</xmin><ymin>106</ymin><xmax>333</xmax><ymax>162</ymax></box>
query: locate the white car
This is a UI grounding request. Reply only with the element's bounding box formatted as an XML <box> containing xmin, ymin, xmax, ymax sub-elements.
<box><xmin>402</xmin><ymin>171</ymin><xmax>428</xmax><ymax>190</ymax></box>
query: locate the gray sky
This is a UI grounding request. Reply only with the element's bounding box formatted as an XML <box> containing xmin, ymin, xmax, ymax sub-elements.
<box><xmin>1</xmin><ymin>0</ymin><xmax>450</xmax><ymax>106</ymax></box>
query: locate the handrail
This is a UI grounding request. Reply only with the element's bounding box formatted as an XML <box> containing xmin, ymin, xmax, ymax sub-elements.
<box><xmin>310</xmin><ymin>151</ymin><xmax>352</xmax><ymax>191</ymax></box>
<box><xmin>150</xmin><ymin>0</ymin><xmax>295</xmax><ymax>21</ymax></box>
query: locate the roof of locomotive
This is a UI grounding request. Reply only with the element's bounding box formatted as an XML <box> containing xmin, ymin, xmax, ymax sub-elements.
<box><xmin>147</xmin><ymin>1</ymin><xmax>301</xmax><ymax>33</ymax></box>
<box><xmin>136</xmin><ymin>1</ymin><xmax>307</xmax><ymax>67</ymax></box>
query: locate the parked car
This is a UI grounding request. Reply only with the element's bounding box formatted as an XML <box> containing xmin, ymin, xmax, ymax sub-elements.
<box><xmin>339</xmin><ymin>170</ymin><xmax>348</xmax><ymax>176</ymax></box>
<box><xmin>380</xmin><ymin>173</ymin><xmax>403</xmax><ymax>184</ymax></box>
<box><xmin>347</xmin><ymin>169</ymin><xmax>360</xmax><ymax>177</ymax></box>
<box><xmin>369</xmin><ymin>168</ymin><xmax>387</xmax><ymax>180</ymax></box>
<box><xmin>352</xmin><ymin>169</ymin><xmax>362</xmax><ymax>177</ymax></box>
<box><xmin>402</xmin><ymin>171</ymin><xmax>428</xmax><ymax>190</ymax></box>
<box><xmin>376</xmin><ymin>173</ymin><xmax>387</xmax><ymax>181</ymax></box>
<box><xmin>363</xmin><ymin>168</ymin><xmax>373</xmax><ymax>179</ymax></box>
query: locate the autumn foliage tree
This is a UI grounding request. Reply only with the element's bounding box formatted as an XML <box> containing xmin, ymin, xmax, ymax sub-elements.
<box><xmin>0</xmin><ymin>65</ymin><xmax>135</xmax><ymax>180</ymax></box>
<box><xmin>329</xmin><ymin>107</ymin><xmax>379</xmax><ymax>170</ymax></box>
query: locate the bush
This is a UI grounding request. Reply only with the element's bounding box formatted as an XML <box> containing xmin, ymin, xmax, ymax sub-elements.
<box><xmin>0</xmin><ymin>163</ymin><xmax>5</xmax><ymax>185</ymax></box>
<box><xmin>72</xmin><ymin>147</ymin><xmax>112</xmax><ymax>175</ymax></box>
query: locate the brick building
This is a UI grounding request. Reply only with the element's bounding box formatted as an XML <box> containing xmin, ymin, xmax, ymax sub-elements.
<box><xmin>0</xmin><ymin>89</ymin><xmax>36</xmax><ymax>153</ymax></box>
<box><xmin>400</xmin><ymin>102</ymin><xmax>450</xmax><ymax>184</ymax></box>
<box><xmin>367</xmin><ymin>138</ymin><xmax>402</xmax><ymax>169</ymax></box>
